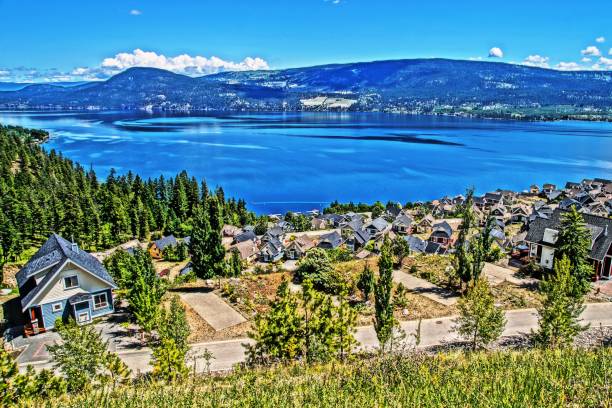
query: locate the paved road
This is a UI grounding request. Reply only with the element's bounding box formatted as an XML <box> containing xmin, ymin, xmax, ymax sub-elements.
<box><xmin>19</xmin><ymin>303</ymin><xmax>612</xmax><ymax>374</ymax></box>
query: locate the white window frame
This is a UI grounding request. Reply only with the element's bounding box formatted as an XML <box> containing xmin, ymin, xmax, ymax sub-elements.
<box><xmin>77</xmin><ymin>311</ymin><xmax>90</xmax><ymax>323</ymax></box>
<box><xmin>52</xmin><ymin>302</ymin><xmax>63</xmax><ymax>313</ymax></box>
<box><xmin>63</xmin><ymin>275</ymin><xmax>79</xmax><ymax>290</ymax></box>
<box><xmin>93</xmin><ymin>293</ymin><xmax>108</xmax><ymax>310</ymax></box>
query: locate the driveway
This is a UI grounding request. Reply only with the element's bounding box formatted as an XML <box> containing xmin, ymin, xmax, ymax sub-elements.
<box><xmin>483</xmin><ymin>262</ymin><xmax>538</xmax><ymax>286</ymax></box>
<box><xmin>393</xmin><ymin>270</ymin><xmax>458</xmax><ymax>306</ymax></box>
<box><xmin>178</xmin><ymin>290</ymin><xmax>246</xmax><ymax>331</ymax></box>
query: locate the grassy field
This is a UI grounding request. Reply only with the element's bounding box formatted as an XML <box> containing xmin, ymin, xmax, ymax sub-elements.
<box><xmin>43</xmin><ymin>347</ymin><xmax>610</xmax><ymax>407</ymax></box>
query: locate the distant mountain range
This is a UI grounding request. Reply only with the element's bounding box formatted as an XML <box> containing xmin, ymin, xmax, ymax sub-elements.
<box><xmin>0</xmin><ymin>81</ymin><xmax>88</xmax><ymax>92</ymax></box>
<box><xmin>1</xmin><ymin>59</ymin><xmax>611</xmax><ymax>119</ymax></box>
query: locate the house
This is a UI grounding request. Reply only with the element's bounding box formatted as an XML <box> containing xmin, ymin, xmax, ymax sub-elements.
<box><xmin>148</xmin><ymin>235</ymin><xmax>178</xmax><ymax>259</ymax></box>
<box><xmin>234</xmin><ymin>230</ymin><xmax>257</xmax><ymax>244</ymax></box>
<box><xmin>16</xmin><ymin>234</ymin><xmax>117</xmax><ymax>336</ymax></box>
<box><xmin>229</xmin><ymin>240</ymin><xmax>259</xmax><ymax>262</ymax></box>
<box><xmin>345</xmin><ymin>229</ymin><xmax>371</xmax><ymax>252</ymax></box>
<box><xmin>429</xmin><ymin>221</ymin><xmax>454</xmax><ymax>247</ymax></box>
<box><xmin>341</xmin><ymin>218</ymin><xmax>364</xmax><ymax>237</ymax></box>
<box><xmin>525</xmin><ymin>209</ymin><xmax>612</xmax><ymax>280</ymax></box>
<box><xmin>415</xmin><ymin>214</ymin><xmax>435</xmax><ymax>233</ymax></box>
<box><xmin>284</xmin><ymin>235</ymin><xmax>316</xmax><ymax>260</ymax></box>
<box><xmin>542</xmin><ymin>183</ymin><xmax>557</xmax><ymax>192</ymax></box>
<box><xmin>311</xmin><ymin>217</ymin><xmax>329</xmax><ymax>230</ymax></box>
<box><xmin>262</xmin><ymin>227</ymin><xmax>284</xmax><ymax>243</ymax></box>
<box><xmin>318</xmin><ymin>231</ymin><xmax>343</xmax><ymax>249</ymax></box>
<box><xmin>365</xmin><ymin>217</ymin><xmax>390</xmax><ymax>237</ymax></box>
<box><xmin>489</xmin><ymin>204</ymin><xmax>509</xmax><ymax>222</ymax></box>
<box><xmin>404</xmin><ymin>236</ymin><xmax>445</xmax><ymax>255</ymax></box>
<box><xmin>259</xmin><ymin>237</ymin><xmax>284</xmax><ymax>262</ymax></box>
<box><xmin>276</xmin><ymin>221</ymin><xmax>294</xmax><ymax>233</ymax></box>
<box><xmin>510</xmin><ymin>204</ymin><xmax>530</xmax><ymax>224</ymax></box>
<box><xmin>558</xmin><ymin>198</ymin><xmax>582</xmax><ymax>211</ymax></box>
<box><xmin>392</xmin><ymin>214</ymin><xmax>413</xmax><ymax>235</ymax></box>
<box><xmin>529</xmin><ymin>184</ymin><xmax>540</xmax><ymax>194</ymax></box>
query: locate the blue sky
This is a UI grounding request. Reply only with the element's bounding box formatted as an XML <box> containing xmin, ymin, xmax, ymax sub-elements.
<box><xmin>1</xmin><ymin>0</ymin><xmax>611</xmax><ymax>82</ymax></box>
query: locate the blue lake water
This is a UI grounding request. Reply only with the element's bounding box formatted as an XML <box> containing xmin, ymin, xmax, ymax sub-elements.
<box><xmin>1</xmin><ymin>111</ymin><xmax>611</xmax><ymax>214</ymax></box>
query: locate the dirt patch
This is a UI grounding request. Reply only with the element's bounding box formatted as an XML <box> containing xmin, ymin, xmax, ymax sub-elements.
<box><xmin>403</xmin><ymin>255</ymin><xmax>455</xmax><ymax>289</ymax></box>
<box><xmin>2</xmin><ymin>264</ymin><xmax>20</xmax><ymax>287</ymax></box>
<box><xmin>183</xmin><ymin>301</ymin><xmax>252</xmax><ymax>343</ymax></box>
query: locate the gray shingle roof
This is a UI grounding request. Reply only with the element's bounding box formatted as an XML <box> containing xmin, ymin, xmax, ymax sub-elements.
<box><xmin>17</xmin><ymin>234</ymin><xmax>116</xmax><ymax>309</ymax></box>
<box><xmin>525</xmin><ymin>209</ymin><xmax>612</xmax><ymax>261</ymax></box>
<box><xmin>154</xmin><ymin>235</ymin><xmax>178</xmax><ymax>251</ymax></box>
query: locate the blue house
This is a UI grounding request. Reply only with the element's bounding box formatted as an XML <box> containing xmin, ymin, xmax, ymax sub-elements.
<box><xmin>16</xmin><ymin>234</ymin><xmax>117</xmax><ymax>336</ymax></box>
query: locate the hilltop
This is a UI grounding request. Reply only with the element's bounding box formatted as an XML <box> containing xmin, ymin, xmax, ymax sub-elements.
<box><xmin>1</xmin><ymin>59</ymin><xmax>611</xmax><ymax>120</ymax></box>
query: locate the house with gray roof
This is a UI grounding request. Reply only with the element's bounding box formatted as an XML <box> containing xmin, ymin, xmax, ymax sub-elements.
<box><xmin>16</xmin><ymin>234</ymin><xmax>117</xmax><ymax>336</ymax></box>
<box><xmin>148</xmin><ymin>235</ymin><xmax>178</xmax><ymax>259</ymax></box>
<box><xmin>392</xmin><ymin>214</ymin><xmax>414</xmax><ymax>235</ymax></box>
<box><xmin>429</xmin><ymin>221</ymin><xmax>455</xmax><ymax>248</ymax></box>
<box><xmin>365</xmin><ymin>217</ymin><xmax>390</xmax><ymax>237</ymax></box>
<box><xmin>525</xmin><ymin>209</ymin><xmax>612</xmax><ymax>280</ymax></box>
<box><xmin>318</xmin><ymin>231</ymin><xmax>343</xmax><ymax>250</ymax></box>
<box><xmin>258</xmin><ymin>236</ymin><xmax>284</xmax><ymax>262</ymax></box>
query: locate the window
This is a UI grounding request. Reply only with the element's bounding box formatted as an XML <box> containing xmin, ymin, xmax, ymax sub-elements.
<box><xmin>63</xmin><ymin>275</ymin><xmax>79</xmax><ymax>289</ymax></box>
<box><xmin>52</xmin><ymin>303</ymin><xmax>62</xmax><ymax>313</ymax></box>
<box><xmin>77</xmin><ymin>311</ymin><xmax>90</xmax><ymax>323</ymax></box>
<box><xmin>93</xmin><ymin>293</ymin><xmax>108</xmax><ymax>310</ymax></box>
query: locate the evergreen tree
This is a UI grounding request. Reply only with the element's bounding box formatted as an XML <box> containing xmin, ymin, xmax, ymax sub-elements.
<box><xmin>47</xmin><ymin>319</ymin><xmax>125</xmax><ymax>392</ymax></box>
<box><xmin>246</xmin><ymin>280</ymin><xmax>303</xmax><ymax>365</ymax></box>
<box><xmin>390</xmin><ymin>235</ymin><xmax>410</xmax><ymax>267</ymax></box>
<box><xmin>554</xmin><ymin>208</ymin><xmax>593</xmax><ymax>296</ymax></box>
<box><xmin>357</xmin><ymin>264</ymin><xmax>375</xmax><ymax>302</ymax></box>
<box><xmin>453</xmin><ymin>189</ymin><xmax>476</xmax><ymax>291</ymax></box>
<box><xmin>206</xmin><ymin>196</ymin><xmax>226</xmax><ymax>277</ymax></box>
<box><xmin>190</xmin><ymin>205</ymin><xmax>213</xmax><ymax>279</ymax></box>
<box><xmin>128</xmin><ymin>249</ymin><xmax>166</xmax><ymax>336</ymax></box>
<box><xmin>374</xmin><ymin>238</ymin><xmax>397</xmax><ymax>353</ymax></box>
<box><xmin>534</xmin><ymin>256</ymin><xmax>587</xmax><ymax>348</ymax></box>
<box><xmin>454</xmin><ymin>278</ymin><xmax>506</xmax><ymax>350</ymax></box>
<box><xmin>1</xmin><ymin>341</ymin><xmax>66</xmax><ymax>405</ymax></box>
<box><xmin>157</xmin><ymin>296</ymin><xmax>190</xmax><ymax>356</ymax></box>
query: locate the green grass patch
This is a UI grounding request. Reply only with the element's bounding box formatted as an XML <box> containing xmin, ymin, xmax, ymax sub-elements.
<box><xmin>46</xmin><ymin>347</ymin><xmax>610</xmax><ymax>407</ymax></box>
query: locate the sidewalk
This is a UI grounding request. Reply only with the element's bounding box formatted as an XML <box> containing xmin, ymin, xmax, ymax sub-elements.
<box><xmin>16</xmin><ymin>303</ymin><xmax>612</xmax><ymax>374</ymax></box>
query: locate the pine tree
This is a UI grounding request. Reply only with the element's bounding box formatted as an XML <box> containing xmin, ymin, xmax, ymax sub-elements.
<box><xmin>555</xmin><ymin>208</ymin><xmax>593</xmax><ymax>296</ymax></box>
<box><xmin>157</xmin><ymin>296</ymin><xmax>190</xmax><ymax>356</ymax></box>
<box><xmin>534</xmin><ymin>256</ymin><xmax>587</xmax><ymax>348</ymax></box>
<box><xmin>454</xmin><ymin>278</ymin><xmax>506</xmax><ymax>350</ymax></box>
<box><xmin>374</xmin><ymin>238</ymin><xmax>396</xmax><ymax>353</ymax></box>
<box><xmin>246</xmin><ymin>280</ymin><xmax>303</xmax><ymax>365</ymax></box>
<box><xmin>357</xmin><ymin>264</ymin><xmax>375</xmax><ymax>302</ymax></box>
<box><xmin>128</xmin><ymin>249</ymin><xmax>166</xmax><ymax>336</ymax></box>
<box><xmin>151</xmin><ymin>338</ymin><xmax>189</xmax><ymax>382</ymax></box>
<box><xmin>205</xmin><ymin>196</ymin><xmax>227</xmax><ymax>277</ymax></box>
<box><xmin>190</xmin><ymin>205</ymin><xmax>213</xmax><ymax>279</ymax></box>
<box><xmin>454</xmin><ymin>189</ymin><xmax>476</xmax><ymax>291</ymax></box>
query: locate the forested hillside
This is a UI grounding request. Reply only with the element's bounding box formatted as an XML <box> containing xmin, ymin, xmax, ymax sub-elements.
<box><xmin>1</xmin><ymin>59</ymin><xmax>611</xmax><ymax>119</ymax></box>
<box><xmin>0</xmin><ymin>124</ymin><xmax>254</xmax><ymax>266</ymax></box>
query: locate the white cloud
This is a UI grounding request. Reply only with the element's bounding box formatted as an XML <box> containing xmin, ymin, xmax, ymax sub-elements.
<box><xmin>0</xmin><ymin>49</ymin><xmax>270</xmax><ymax>82</ymax></box>
<box><xmin>595</xmin><ymin>36</ymin><xmax>605</xmax><ymax>43</ymax></box>
<box><xmin>555</xmin><ymin>62</ymin><xmax>582</xmax><ymax>71</ymax></box>
<box><xmin>609</xmin><ymin>48</ymin><xmax>612</xmax><ymax>55</ymax></box>
<box><xmin>522</xmin><ymin>54</ymin><xmax>549</xmax><ymax>68</ymax></box>
<box><xmin>598</xmin><ymin>56</ymin><xmax>612</xmax><ymax>67</ymax></box>
<box><xmin>129</xmin><ymin>9</ymin><xmax>142</xmax><ymax>16</ymax></box>
<box><xmin>581</xmin><ymin>57</ymin><xmax>592</xmax><ymax>63</ymax></box>
<box><xmin>581</xmin><ymin>45</ymin><xmax>601</xmax><ymax>56</ymax></box>
<box><xmin>100</xmin><ymin>49</ymin><xmax>269</xmax><ymax>75</ymax></box>
<box><xmin>488</xmin><ymin>47</ymin><xmax>504</xmax><ymax>58</ymax></box>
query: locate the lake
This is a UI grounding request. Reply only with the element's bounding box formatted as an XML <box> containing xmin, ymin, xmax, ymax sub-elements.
<box><xmin>1</xmin><ymin>111</ymin><xmax>611</xmax><ymax>214</ymax></box>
